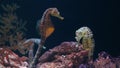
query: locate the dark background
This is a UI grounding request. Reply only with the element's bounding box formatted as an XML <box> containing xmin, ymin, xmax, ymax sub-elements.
<box><xmin>0</xmin><ymin>0</ymin><xmax>119</xmax><ymax>58</ymax></box>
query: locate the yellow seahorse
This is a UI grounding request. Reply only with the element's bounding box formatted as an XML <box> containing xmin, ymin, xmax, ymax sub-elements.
<box><xmin>75</xmin><ymin>26</ymin><xmax>95</xmax><ymax>60</ymax></box>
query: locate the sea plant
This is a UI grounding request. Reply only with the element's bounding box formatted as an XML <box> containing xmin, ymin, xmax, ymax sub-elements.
<box><xmin>0</xmin><ymin>4</ymin><xmax>27</xmax><ymax>51</ymax></box>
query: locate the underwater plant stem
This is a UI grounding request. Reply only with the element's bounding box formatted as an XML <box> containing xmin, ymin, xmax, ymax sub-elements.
<box><xmin>29</xmin><ymin>40</ymin><xmax>45</xmax><ymax>68</ymax></box>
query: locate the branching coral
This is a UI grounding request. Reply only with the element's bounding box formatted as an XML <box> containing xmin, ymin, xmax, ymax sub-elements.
<box><xmin>0</xmin><ymin>4</ymin><xmax>27</xmax><ymax>51</ymax></box>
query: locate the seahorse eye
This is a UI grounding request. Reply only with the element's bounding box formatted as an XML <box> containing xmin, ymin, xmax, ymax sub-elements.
<box><xmin>53</xmin><ymin>10</ymin><xmax>59</xmax><ymax>15</ymax></box>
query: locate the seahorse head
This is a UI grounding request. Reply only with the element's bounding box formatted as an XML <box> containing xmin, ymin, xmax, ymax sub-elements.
<box><xmin>75</xmin><ymin>27</ymin><xmax>93</xmax><ymax>43</ymax></box>
<box><xmin>50</xmin><ymin>8</ymin><xmax>64</xmax><ymax>20</ymax></box>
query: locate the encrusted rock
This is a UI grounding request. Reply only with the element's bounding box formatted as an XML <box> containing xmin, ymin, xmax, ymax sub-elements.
<box><xmin>0</xmin><ymin>48</ymin><xmax>28</xmax><ymax>68</ymax></box>
<box><xmin>37</xmin><ymin>42</ymin><xmax>89</xmax><ymax>68</ymax></box>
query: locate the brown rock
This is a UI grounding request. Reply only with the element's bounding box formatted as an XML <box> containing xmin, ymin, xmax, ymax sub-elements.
<box><xmin>37</xmin><ymin>42</ymin><xmax>89</xmax><ymax>68</ymax></box>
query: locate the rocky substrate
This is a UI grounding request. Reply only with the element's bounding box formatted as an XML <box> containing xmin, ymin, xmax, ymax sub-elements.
<box><xmin>0</xmin><ymin>42</ymin><xmax>120</xmax><ymax>68</ymax></box>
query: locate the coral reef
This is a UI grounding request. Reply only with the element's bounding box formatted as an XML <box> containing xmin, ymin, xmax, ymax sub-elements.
<box><xmin>93</xmin><ymin>51</ymin><xmax>120</xmax><ymax>68</ymax></box>
<box><xmin>37</xmin><ymin>42</ymin><xmax>120</xmax><ymax>68</ymax></box>
<box><xmin>0</xmin><ymin>43</ymin><xmax>120</xmax><ymax>68</ymax></box>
